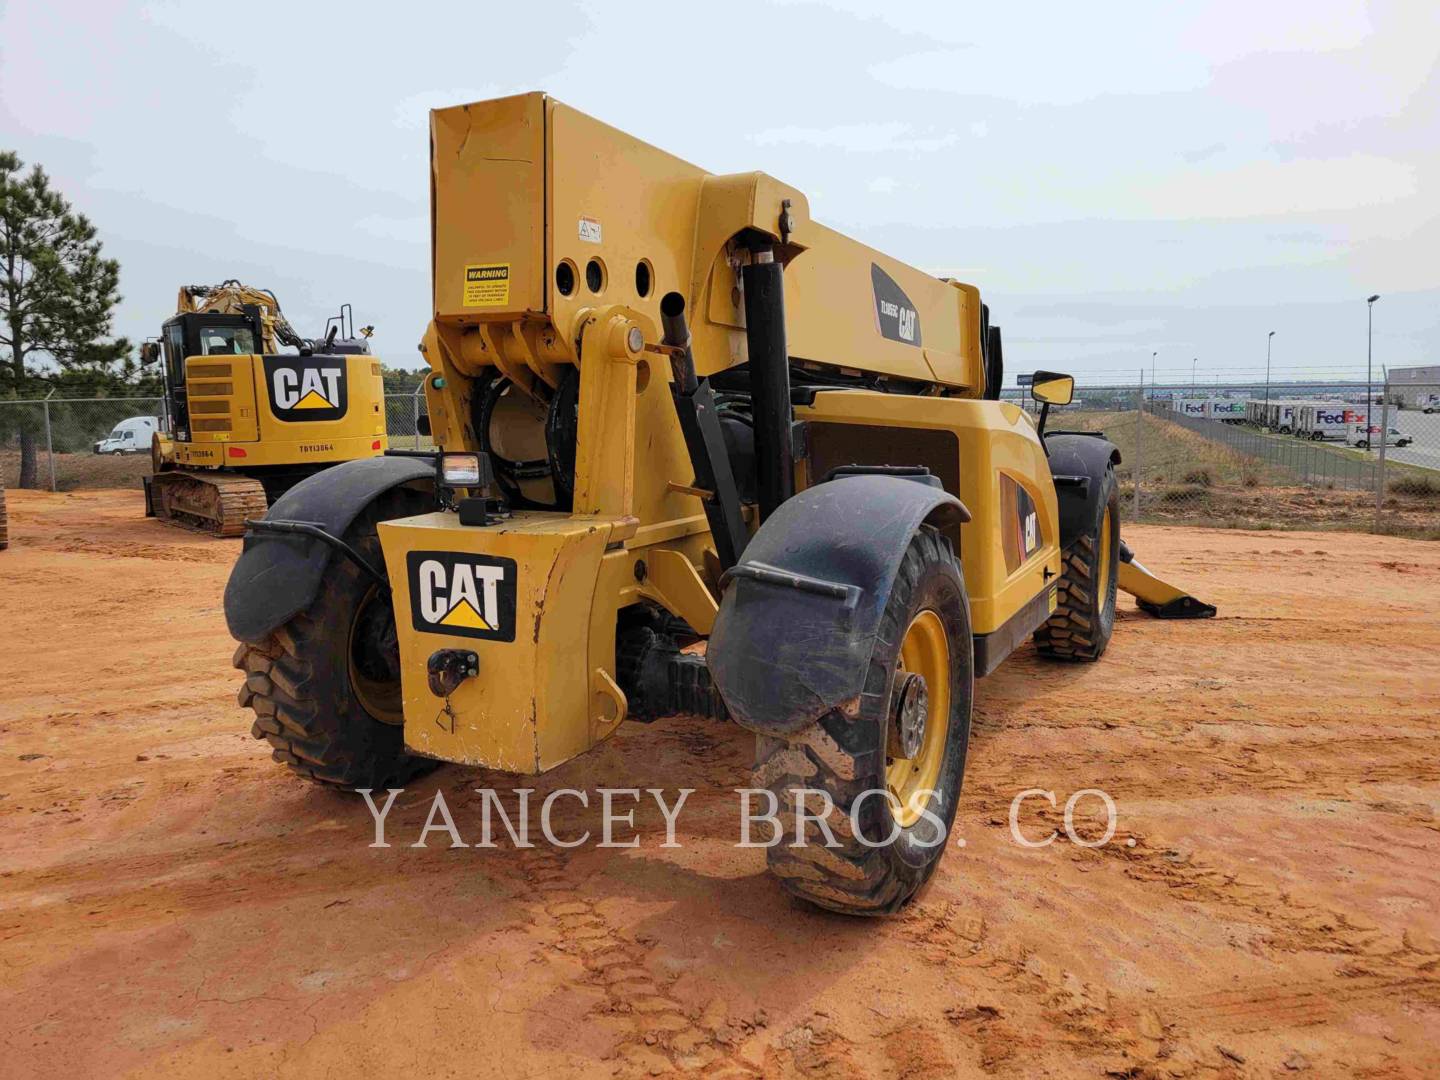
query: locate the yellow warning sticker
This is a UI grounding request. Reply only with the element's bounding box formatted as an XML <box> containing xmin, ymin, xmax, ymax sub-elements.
<box><xmin>462</xmin><ymin>263</ymin><xmax>510</xmax><ymax>307</ymax></box>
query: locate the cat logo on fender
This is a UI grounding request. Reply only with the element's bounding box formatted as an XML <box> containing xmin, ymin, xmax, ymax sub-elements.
<box><xmin>407</xmin><ymin>551</ymin><xmax>517</xmax><ymax>642</ymax></box>
<box><xmin>262</xmin><ymin>356</ymin><xmax>349</xmax><ymax>422</ymax></box>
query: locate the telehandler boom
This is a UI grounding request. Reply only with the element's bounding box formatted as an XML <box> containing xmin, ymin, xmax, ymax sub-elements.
<box><xmin>225</xmin><ymin>94</ymin><xmax>1212</xmax><ymax>914</ymax></box>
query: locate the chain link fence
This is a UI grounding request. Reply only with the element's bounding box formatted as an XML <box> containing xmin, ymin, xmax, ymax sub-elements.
<box><xmin>1013</xmin><ymin>380</ymin><xmax>1440</xmax><ymax>538</ymax></box>
<box><xmin>2</xmin><ymin>383</ymin><xmax>1436</xmax><ymax>537</ymax></box>
<box><xmin>0</xmin><ymin>391</ymin><xmax>430</xmax><ymax>491</ymax></box>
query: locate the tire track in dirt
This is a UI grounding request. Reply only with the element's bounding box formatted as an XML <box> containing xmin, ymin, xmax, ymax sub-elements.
<box><xmin>513</xmin><ymin>844</ymin><xmax>764</xmax><ymax>1077</ymax></box>
<box><xmin>967</xmin><ymin>733</ymin><xmax>1440</xmax><ymax>806</ymax></box>
<box><xmin>887</xmin><ymin>812</ymin><xmax>1440</xmax><ymax>1076</ymax></box>
<box><xmin>893</xmin><ymin>901</ymin><xmax>1173</xmax><ymax>1075</ymax></box>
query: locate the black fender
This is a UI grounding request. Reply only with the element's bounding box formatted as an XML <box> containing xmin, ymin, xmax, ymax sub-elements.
<box><xmin>1044</xmin><ymin>432</ymin><xmax>1121</xmax><ymax>550</ymax></box>
<box><xmin>706</xmin><ymin>473</ymin><xmax>969</xmax><ymax>737</ymax></box>
<box><xmin>224</xmin><ymin>457</ymin><xmax>434</xmax><ymax>644</ymax></box>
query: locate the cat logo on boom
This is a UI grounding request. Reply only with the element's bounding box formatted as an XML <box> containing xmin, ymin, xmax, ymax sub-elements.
<box><xmin>407</xmin><ymin>551</ymin><xmax>518</xmax><ymax>642</ymax></box>
<box><xmin>262</xmin><ymin>356</ymin><xmax>350</xmax><ymax>422</ymax></box>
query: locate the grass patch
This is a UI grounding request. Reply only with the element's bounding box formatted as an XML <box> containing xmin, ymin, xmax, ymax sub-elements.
<box><xmin>1389</xmin><ymin>474</ymin><xmax>1440</xmax><ymax>498</ymax></box>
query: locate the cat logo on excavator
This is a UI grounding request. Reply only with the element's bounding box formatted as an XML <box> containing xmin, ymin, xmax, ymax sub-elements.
<box><xmin>263</xmin><ymin>356</ymin><xmax>349</xmax><ymax>422</ymax></box>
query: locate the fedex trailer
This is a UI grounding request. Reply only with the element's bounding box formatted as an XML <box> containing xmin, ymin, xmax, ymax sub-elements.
<box><xmin>1295</xmin><ymin>403</ymin><xmax>1360</xmax><ymax>441</ymax></box>
<box><xmin>1256</xmin><ymin>400</ymin><xmax>1302</xmax><ymax>432</ymax></box>
<box><xmin>1173</xmin><ymin>397</ymin><xmax>1209</xmax><ymax>420</ymax></box>
<box><xmin>1210</xmin><ymin>400</ymin><xmax>1247</xmax><ymax>424</ymax></box>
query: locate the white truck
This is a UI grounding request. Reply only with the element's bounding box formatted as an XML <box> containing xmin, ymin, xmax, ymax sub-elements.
<box><xmin>1345</xmin><ymin>423</ymin><xmax>1412</xmax><ymax>450</ymax></box>
<box><xmin>93</xmin><ymin>416</ymin><xmax>160</xmax><ymax>455</ymax></box>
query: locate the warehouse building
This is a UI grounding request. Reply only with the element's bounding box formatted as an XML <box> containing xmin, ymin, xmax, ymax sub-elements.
<box><xmin>1388</xmin><ymin>365</ymin><xmax>1440</xmax><ymax>409</ymax></box>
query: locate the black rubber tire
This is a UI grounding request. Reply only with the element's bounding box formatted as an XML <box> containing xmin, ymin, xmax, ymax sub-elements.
<box><xmin>1034</xmin><ymin>467</ymin><xmax>1119</xmax><ymax>662</ymax></box>
<box><xmin>756</xmin><ymin>526</ymin><xmax>973</xmax><ymax>916</ymax></box>
<box><xmin>234</xmin><ymin>493</ymin><xmax>440</xmax><ymax>790</ymax></box>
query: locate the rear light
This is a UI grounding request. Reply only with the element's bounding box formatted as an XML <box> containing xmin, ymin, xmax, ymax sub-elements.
<box><xmin>441</xmin><ymin>452</ymin><xmax>484</xmax><ymax>486</ymax></box>
<box><xmin>227</xmin><ymin>446</ymin><xmax>248</xmax><ymax>459</ymax></box>
<box><xmin>372</xmin><ymin>439</ymin><xmax>382</xmax><ymax>450</ymax></box>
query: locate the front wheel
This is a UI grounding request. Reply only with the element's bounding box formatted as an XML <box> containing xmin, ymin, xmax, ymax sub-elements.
<box><xmin>756</xmin><ymin>526</ymin><xmax>974</xmax><ymax>916</ymax></box>
<box><xmin>1034</xmin><ymin>467</ymin><xmax>1119</xmax><ymax>662</ymax></box>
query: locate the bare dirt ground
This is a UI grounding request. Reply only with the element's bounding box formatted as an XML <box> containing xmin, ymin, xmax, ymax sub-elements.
<box><xmin>2</xmin><ymin>489</ymin><xmax>1438</xmax><ymax>1079</ymax></box>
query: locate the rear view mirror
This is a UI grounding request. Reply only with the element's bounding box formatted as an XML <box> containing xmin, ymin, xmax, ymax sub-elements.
<box><xmin>140</xmin><ymin>341</ymin><xmax>161</xmax><ymax>365</ymax></box>
<box><xmin>1030</xmin><ymin>371</ymin><xmax>1075</xmax><ymax>406</ymax></box>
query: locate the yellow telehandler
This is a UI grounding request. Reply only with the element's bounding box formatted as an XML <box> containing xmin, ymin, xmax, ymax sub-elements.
<box><xmin>225</xmin><ymin>94</ymin><xmax>1212</xmax><ymax>914</ymax></box>
<box><xmin>143</xmin><ymin>281</ymin><xmax>389</xmax><ymax>536</ymax></box>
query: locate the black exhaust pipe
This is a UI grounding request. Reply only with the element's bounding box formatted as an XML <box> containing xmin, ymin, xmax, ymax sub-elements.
<box><xmin>741</xmin><ymin>249</ymin><xmax>793</xmax><ymax>521</ymax></box>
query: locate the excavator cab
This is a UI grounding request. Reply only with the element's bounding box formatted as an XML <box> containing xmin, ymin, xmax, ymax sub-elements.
<box><xmin>159</xmin><ymin>310</ymin><xmax>266</xmax><ymax>438</ymax></box>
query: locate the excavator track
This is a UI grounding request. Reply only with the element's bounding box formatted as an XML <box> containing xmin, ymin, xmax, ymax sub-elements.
<box><xmin>149</xmin><ymin>470</ymin><xmax>269</xmax><ymax>538</ymax></box>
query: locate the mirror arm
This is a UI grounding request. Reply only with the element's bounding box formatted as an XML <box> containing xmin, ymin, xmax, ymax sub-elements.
<box><xmin>1037</xmin><ymin>401</ymin><xmax>1052</xmax><ymax>441</ymax></box>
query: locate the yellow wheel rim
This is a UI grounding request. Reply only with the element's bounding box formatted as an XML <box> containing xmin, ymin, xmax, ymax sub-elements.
<box><xmin>1097</xmin><ymin>507</ymin><xmax>1113</xmax><ymax>602</ymax></box>
<box><xmin>886</xmin><ymin>609</ymin><xmax>951</xmax><ymax>828</ymax></box>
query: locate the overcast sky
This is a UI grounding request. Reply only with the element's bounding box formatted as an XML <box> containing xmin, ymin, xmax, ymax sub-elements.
<box><xmin>3</xmin><ymin>0</ymin><xmax>1436</xmax><ymax>386</ymax></box>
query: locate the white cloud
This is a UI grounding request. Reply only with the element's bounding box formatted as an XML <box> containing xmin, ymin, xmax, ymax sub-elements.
<box><xmin>750</xmin><ymin>122</ymin><xmax>958</xmax><ymax>153</ymax></box>
<box><xmin>1135</xmin><ymin>155</ymin><xmax>1420</xmax><ymax>219</ymax></box>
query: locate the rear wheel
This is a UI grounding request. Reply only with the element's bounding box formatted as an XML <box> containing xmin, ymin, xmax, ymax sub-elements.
<box><xmin>1034</xmin><ymin>467</ymin><xmax>1119</xmax><ymax>662</ymax></box>
<box><xmin>757</xmin><ymin>526</ymin><xmax>973</xmax><ymax>916</ymax></box>
<box><xmin>235</xmin><ymin>494</ymin><xmax>438</xmax><ymax>789</ymax></box>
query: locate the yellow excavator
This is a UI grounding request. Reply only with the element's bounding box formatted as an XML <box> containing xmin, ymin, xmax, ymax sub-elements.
<box><xmin>225</xmin><ymin>94</ymin><xmax>1213</xmax><ymax>915</ymax></box>
<box><xmin>143</xmin><ymin>281</ymin><xmax>388</xmax><ymax>536</ymax></box>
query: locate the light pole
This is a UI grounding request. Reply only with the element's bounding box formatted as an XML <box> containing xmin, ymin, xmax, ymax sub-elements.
<box><xmin>1367</xmin><ymin>294</ymin><xmax>1380</xmax><ymax>437</ymax></box>
<box><xmin>1263</xmin><ymin>331</ymin><xmax>1275</xmax><ymax>410</ymax></box>
<box><xmin>1151</xmin><ymin>351</ymin><xmax>1157</xmax><ymax>401</ymax></box>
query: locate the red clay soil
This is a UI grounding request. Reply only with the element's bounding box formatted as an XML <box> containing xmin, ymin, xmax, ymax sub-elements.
<box><xmin>1</xmin><ymin>489</ymin><xmax>1437</xmax><ymax>1078</ymax></box>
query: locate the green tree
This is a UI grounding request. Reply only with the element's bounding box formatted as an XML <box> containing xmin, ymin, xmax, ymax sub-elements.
<box><xmin>381</xmin><ymin>363</ymin><xmax>425</xmax><ymax>395</ymax></box>
<box><xmin>1</xmin><ymin>151</ymin><xmax>137</xmax><ymax>487</ymax></box>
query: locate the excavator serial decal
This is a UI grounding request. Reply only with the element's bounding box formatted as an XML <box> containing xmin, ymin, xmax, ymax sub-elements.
<box><xmin>408</xmin><ymin>551</ymin><xmax>518</xmax><ymax>642</ymax></box>
<box><xmin>263</xmin><ymin>356</ymin><xmax>349</xmax><ymax>422</ymax></box>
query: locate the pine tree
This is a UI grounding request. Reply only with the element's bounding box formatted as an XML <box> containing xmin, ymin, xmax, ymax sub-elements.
<box><xmin>1</xmin><ymin>151</ymin><xmax>135</xmax><ymax>487</ymax></box>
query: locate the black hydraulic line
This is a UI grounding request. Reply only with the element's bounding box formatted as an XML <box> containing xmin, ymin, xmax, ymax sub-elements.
<box><xmin>741</xmin><ymin>250</ymin><xmax>794</xmax><ymax>520</ymax></box>
<box><xmin>243</xmin><ymin>518</ymin><xmax>390</xmax><ymax>595</ymax></box>
<box><xmin>660</xmin><ymin>292</ymin><xmax>749</xmax><ymax>570</ymax></box>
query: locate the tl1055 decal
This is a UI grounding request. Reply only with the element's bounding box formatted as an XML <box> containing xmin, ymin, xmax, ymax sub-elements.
<box><xmin>408</xmin><ymin>551</ymin><xmax>518</xmax><ymax>642</ymax></box>
<box><xmin>263</xmin><ymin>356</ymin><xmax>349</xmax><ymax>422</ymax></box>
<box><xmin>871</xmin><ymin>263</ymin><xmax>922</xmax><ymax>346</ymax></box>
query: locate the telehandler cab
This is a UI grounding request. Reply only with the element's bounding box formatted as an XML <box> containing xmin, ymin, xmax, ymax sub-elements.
<box><xmin>225</xmin><ymin>93</ymin><xmax>1213</xmax><ymax>914</ymax></box>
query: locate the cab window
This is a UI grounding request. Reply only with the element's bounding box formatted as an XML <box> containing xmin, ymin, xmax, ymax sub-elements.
<box><xmin>163</xmin><ymin>324</ymin><xmax>186</xmax><ymax>385</ymax></box>
<box><xmin>199</xmin><ymin>327</ymin><xmax>257</xmax><ymax>356</ymax></box>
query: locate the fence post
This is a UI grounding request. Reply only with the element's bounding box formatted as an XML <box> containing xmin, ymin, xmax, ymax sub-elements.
<box><xmin>1374</xmin><ymin>396</ymin><xmax>1390</xmax><ymax>532</ymax></box>
<box><xmin>43</xmin><ymin>388</ymin><xmax>57</xmax><ymax>492</ymax></box>
<box><xmin>412</xmin><ymin>382</ymin><xmax>425</xmax><ymax>450</ymax></box>
<box><xmin>1132</xmin><ymin>373</ymin><xmax>1144</xmax><ymax>519</ymax></box>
